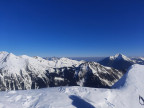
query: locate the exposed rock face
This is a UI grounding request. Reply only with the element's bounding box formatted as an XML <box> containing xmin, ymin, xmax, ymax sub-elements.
<box><xmin>0</xmin><ymin>51</ymin><xmax>123</xmax><ymax>91</ymax></box>
<box><xmin>76</xmin><ymin>62</ymin><xmax>122</xmax><ymax>88</ymax></box>
<box><xmin>45</xmin><ymin>62</ymin><xmax>123</xmax><ymax>88</ymax></box>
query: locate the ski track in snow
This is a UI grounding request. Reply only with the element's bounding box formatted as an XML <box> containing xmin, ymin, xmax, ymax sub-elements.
<box><xmin>0</xmin><ymin>64</ymin><xmax>144</xmax><ymax>108</ymax></box>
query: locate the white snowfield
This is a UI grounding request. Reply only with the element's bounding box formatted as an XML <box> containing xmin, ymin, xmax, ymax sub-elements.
<box><xmin>0</xmin><ymin>64</ymin><xmax>143</xmax><ymax>108</ymax></box>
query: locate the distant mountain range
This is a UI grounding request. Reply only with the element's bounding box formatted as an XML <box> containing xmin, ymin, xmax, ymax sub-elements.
<box><xmin>0</xmin><ymin>51</ymin><xmax>124</xmax><ymax>91</ymax></box>
<box><xmin>45</xmin><ymin>54</ymin><xmax>144</xmax><ymax>72</ymax></box>
<box><xmin>0</xmin><ymin>51</ymin><xmax>143</xmax><ymax>91</ymax></box>
<box><xmin>68</xmin><ymin>57</ymin><xmax>105</xmax><ymax>62</ymax></box>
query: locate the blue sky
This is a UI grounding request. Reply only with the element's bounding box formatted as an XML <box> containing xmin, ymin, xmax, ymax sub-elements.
<box><xmin>0</xmin><ymin>0</ymin><xmax>144</xmax><ymax>57</ymax></box>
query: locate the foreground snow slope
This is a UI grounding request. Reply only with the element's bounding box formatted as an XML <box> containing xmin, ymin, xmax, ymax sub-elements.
<box><xmin>0</xmin><ymin>64</ymin><xmax>143</xmax><ymax>108</ymax></box>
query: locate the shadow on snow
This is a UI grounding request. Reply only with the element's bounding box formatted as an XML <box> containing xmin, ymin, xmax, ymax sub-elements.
<box><xmin>69</xmin><ymin>95</ymin><xmax>95</xmax><ymax>108</ymax></box>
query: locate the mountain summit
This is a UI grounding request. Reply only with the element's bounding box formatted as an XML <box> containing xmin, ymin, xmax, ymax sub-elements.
<box><xmin>109</xmin><ymin>53</ymin><xmax>132</xmax><ymax>61</ymax></box>
<box><xmin>99</xmin><ymin>53</ymin><xmax>135</xmax><ymax>72</ymax></box>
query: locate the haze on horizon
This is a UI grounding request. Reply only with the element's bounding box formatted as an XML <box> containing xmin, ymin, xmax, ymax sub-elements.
<box><xmin>0</xmin><ymin>0</ymin><xmax>144</xmax><ymax>57</ymax></box>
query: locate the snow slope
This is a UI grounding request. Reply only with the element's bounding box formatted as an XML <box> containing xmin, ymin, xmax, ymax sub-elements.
<box><xmin>0</xmin><ymin>64</ymin><xmax>143</xmax><ymax>108</ymax></box>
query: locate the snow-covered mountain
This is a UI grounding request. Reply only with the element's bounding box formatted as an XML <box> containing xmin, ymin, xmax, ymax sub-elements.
<box><xmin>76</xmin><ymin>62</ymin><xmax>122</xmax><ymax>87</ymax></box>
<box><xmin>0</xmin><ymin>64</ymin><xmax>143</xmax><ymax>108</ymax></box>
<box><xmin>48</xmin><ymin>62</ymin><xmax>122</xmax><ymax>88</ymax></box>
<box><xmin>0</xmin><ymin>51</ymin><xmax>122</xmax><ymax>91</ymax></box>
<box><xmin>0</xmin><ymin>51</ymin><xmax>83</xmax><ymax>91</ymax></box>
<box><xmin>99</xmin><ymin>53</ymin><xmax>135</xmax><ymax>72</ymax></box>
<box><xmin>131</xmin><ymin>57</ymin><xmax>144</xmax><ymax>65</ymax></box>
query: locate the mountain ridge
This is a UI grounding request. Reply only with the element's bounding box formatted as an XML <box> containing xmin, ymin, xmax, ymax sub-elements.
<box><xmin>0</xmin><ymin>51</ymin><xmax>123</xmax><ymax>91</ymax></box>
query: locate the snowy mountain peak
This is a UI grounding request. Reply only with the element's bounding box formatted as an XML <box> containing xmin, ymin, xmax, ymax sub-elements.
<box><xmin>0</xmin><ymin>51</ymin><xmax>9</xmax><ymax>54</ymax></box>
<box><xmin>0</xmin><ymin>51</ymin><xmax>9</xmax><ymax>58</ymax></box>
<box><xmin>110</xmin><ymin>53</ymin><xmax>131</xmax><ymax>61</ymax></box>
<box><xmin>99</xmin><ymin>53</ymin><xmax>135</xmax><ymax>72</ymax></box>
<box><xmin>0</xmin><ymin>51</ymin><xmax>84</xmax><ymax>72</ymax></box>
<box><xmin>59</xmin><ymin>57</ymin><xmax>74</xmax><ymax>61</ymax></box>
<box><xmin>0</xmin><ymin>51</ymin><xmax>17</xmax><ymax>63</ymax></box>
<box><xmin>114</xmin><ymin>53</ymin><xmax>124</xmax><ymax>58</ymax></box>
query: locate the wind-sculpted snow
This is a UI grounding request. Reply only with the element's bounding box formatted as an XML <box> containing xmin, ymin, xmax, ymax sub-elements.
<box><xmin>0</xmin><ymin>64</ymin><xmax>143</xmax><ymax>108</ymax></box>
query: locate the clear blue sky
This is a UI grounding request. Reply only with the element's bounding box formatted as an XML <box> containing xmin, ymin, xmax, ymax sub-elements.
<box><xmin>0</xmin><ymin>0</ymin><xmax>144</xmax><ymax>57</ymax></box>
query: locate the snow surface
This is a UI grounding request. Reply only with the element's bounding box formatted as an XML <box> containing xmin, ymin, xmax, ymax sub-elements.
<box><xmin>0</xmin><ymin>64</ymin><xmax>143</xmax><ymax>108</ymax></box>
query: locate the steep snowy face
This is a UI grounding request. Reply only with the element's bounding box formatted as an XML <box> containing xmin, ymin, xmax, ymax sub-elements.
<box><xmin>113</xmin><ymin>64</ymin><xmax>144</xmax><ymax>89</ymax></box>
<box><xmin>124</xmin><ymin>65</ymin><xmax>144</xmax><ymax>90</ymax></box>
<box><xmin>99</xmin><ymin>53</ymin><xmax>135</xmax><ymax>72</ymax></box>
